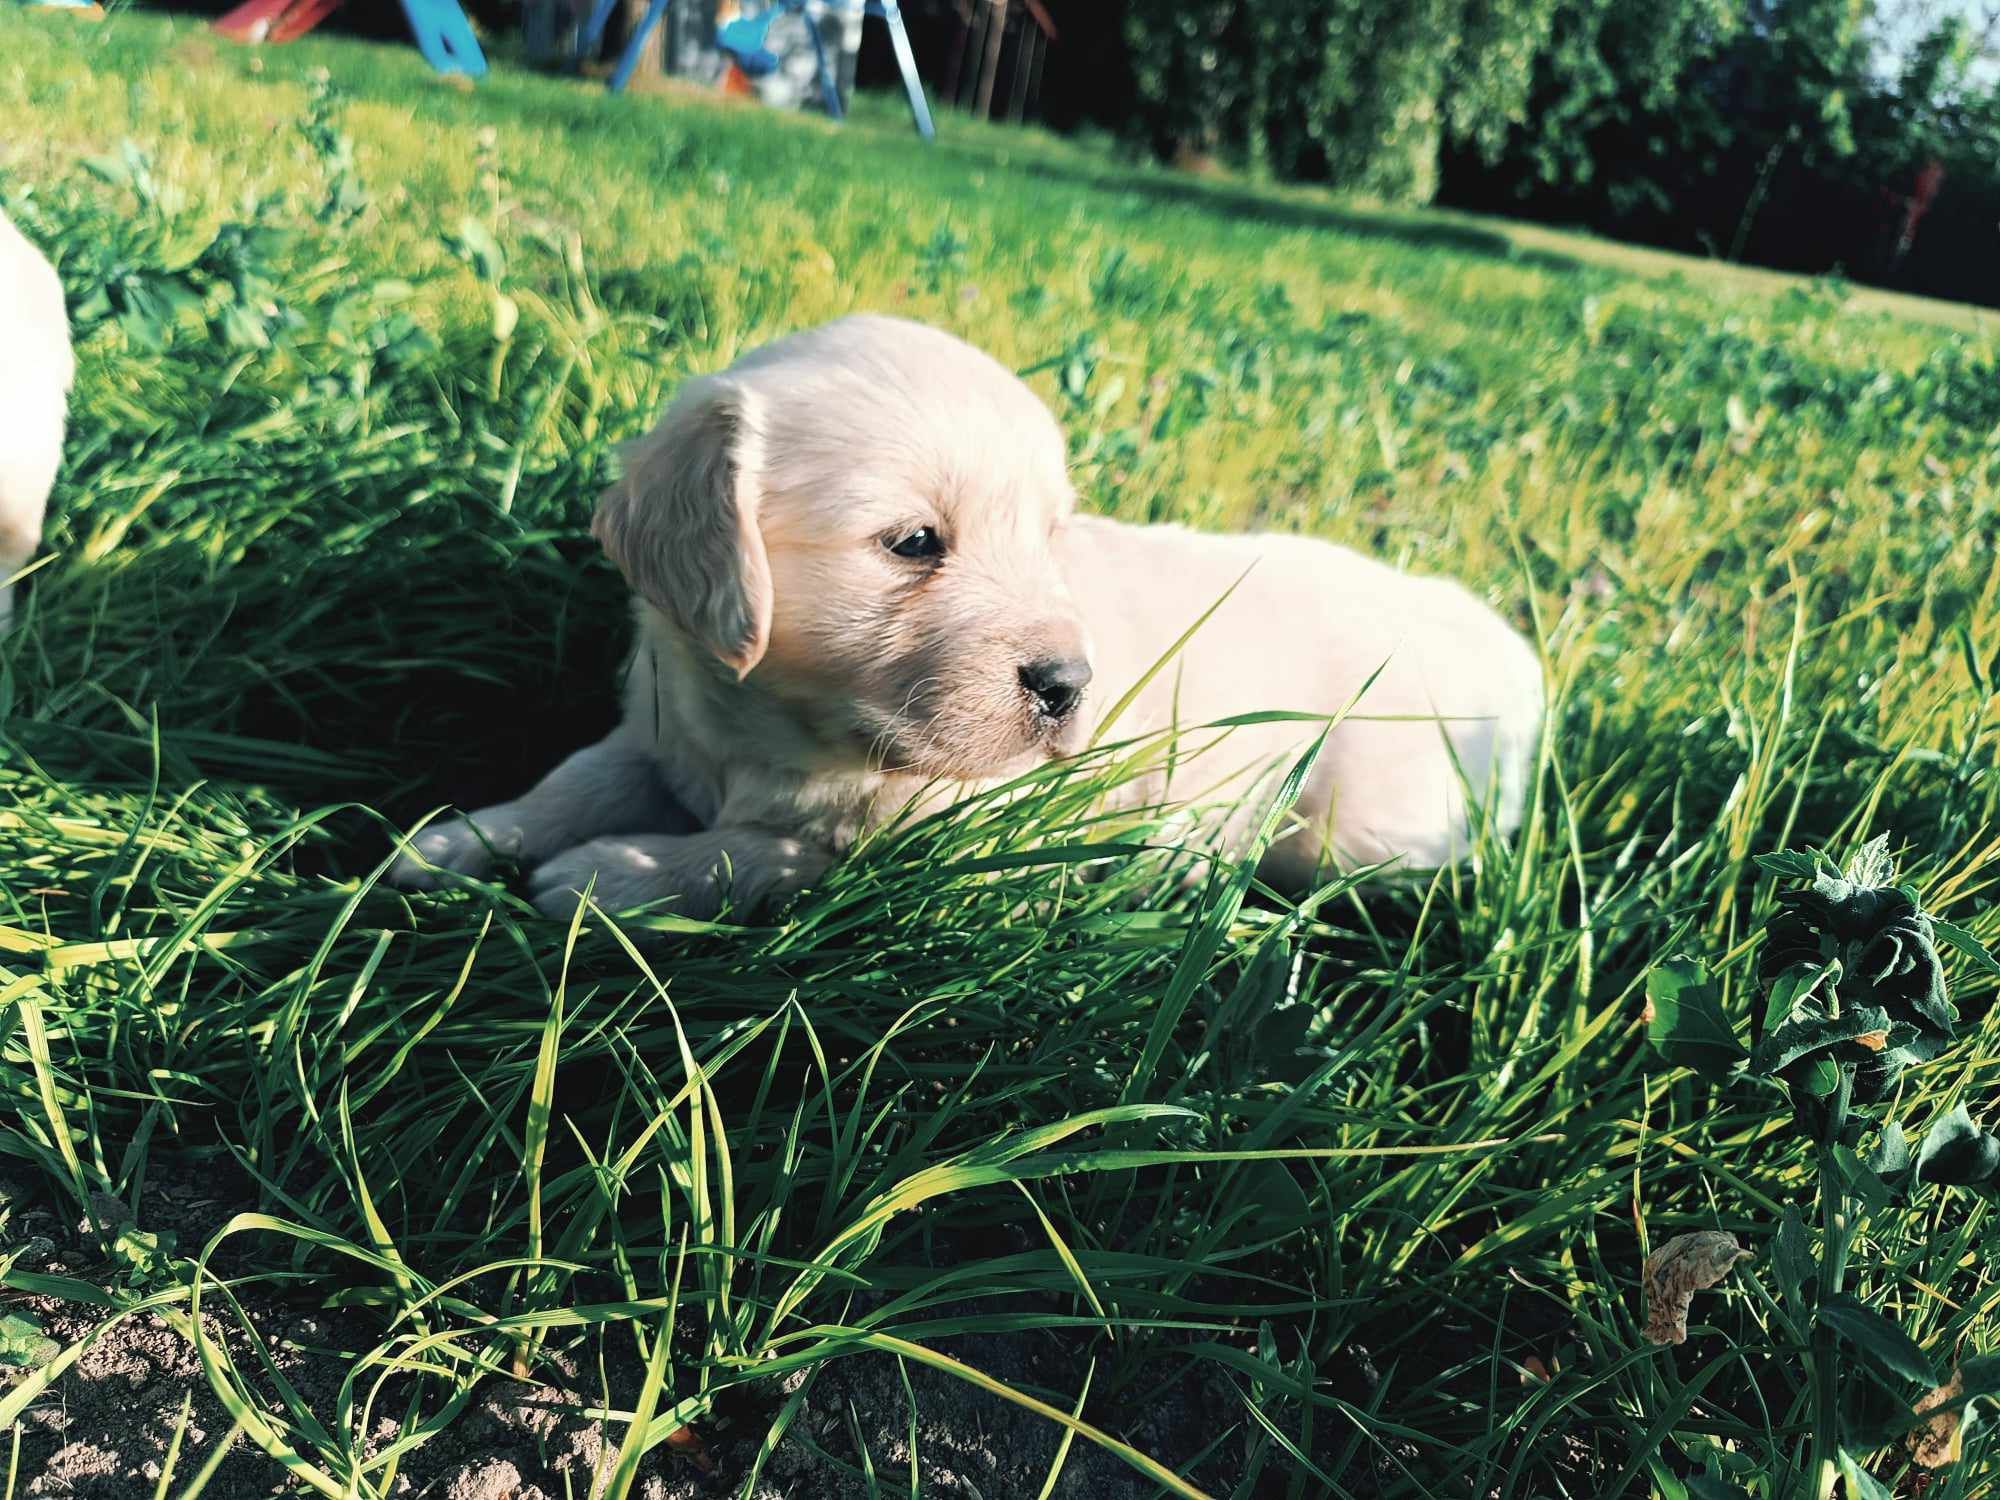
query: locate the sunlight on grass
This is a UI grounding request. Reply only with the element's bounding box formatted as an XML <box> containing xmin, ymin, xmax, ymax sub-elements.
<box><xmin>3</xmin><ymin>7</ymin><xmax>2000</xmax><ymax>1495</ymax></box>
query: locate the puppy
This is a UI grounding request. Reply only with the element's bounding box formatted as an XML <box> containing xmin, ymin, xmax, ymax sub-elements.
<box><xmin>0</xmin><ymin>205</ymin><xmax>74</xmax><ymax>628</ymax></box>
<box><xmin>391</xmin><ymin>315</ymin><xmax>1542</xmax><ymax>917</ymax></box>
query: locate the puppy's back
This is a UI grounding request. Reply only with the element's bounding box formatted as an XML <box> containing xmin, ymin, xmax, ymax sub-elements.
<box><xmin>0</xmin><ymin>207</ymin><xmax>74</xmax><ymax>607</ymax></box>
<box><xmin>1062</xmin><ymin>513</ymin><xmax>1542</xmax><ymax>874</ymax></box>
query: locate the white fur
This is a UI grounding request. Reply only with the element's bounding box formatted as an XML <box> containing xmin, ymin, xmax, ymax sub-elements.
<box><xmin>0</xmin><ymin>205</ymin><xmax>74</xmax><ymax>628</ymax></box>
<box><xmin>391</xmin><ymin>315</ymin><xmax>1544</xmax><ymax>918</ymax></box>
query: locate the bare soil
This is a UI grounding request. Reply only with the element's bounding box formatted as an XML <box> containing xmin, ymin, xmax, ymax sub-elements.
<box><xmin>5</xmin><ymin>1167</ymin><xmax>1253</xmax><ymax>1499</ymax></box>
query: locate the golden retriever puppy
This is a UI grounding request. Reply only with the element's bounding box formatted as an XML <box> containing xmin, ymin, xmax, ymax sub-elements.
<box><xmin>390</xmin><ymin>315</ymin><xmax>1542</xmax><ymax>917</ymax></box>
<box><xmin>0</xmin><ymin>205</ymin><xmax>74</xmax><ymax>628</ymax></box>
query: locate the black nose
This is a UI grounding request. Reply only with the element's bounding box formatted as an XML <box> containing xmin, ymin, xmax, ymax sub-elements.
<box><xmin>1020</xmin><ymin>656</ymin><xmax>1092</xmax><ymax>721</ymax></box>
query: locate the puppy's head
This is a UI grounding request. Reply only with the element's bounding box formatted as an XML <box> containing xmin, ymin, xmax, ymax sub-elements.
<box><xmin>595</xmin><ymin>314</ymin><xmax>1092</xmax><ymax>777</ymax></box>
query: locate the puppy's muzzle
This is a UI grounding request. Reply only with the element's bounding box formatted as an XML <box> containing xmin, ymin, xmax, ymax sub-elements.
<box><xmin>1020</xmin><ymin>655</ymin><xmax>1092</xmax><ymax>723</ymax></box>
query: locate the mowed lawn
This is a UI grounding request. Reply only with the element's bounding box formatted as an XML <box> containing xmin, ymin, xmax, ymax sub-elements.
<box><xmin>5</xmin><ymin>9</ymin><xmax>2000</xmax><ymax>1497</ymax></box>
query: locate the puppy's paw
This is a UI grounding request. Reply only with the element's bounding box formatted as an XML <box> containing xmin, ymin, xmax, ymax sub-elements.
<box><xmin>527</xmin><ymin>837</ymin><xmax>705</xmax><ymax>921</ymax></box>
<box><xmin>526</xmin><ymin>833</ymin><xmax>828</xmax><ymax>923</ymax></box>
<box><xmin>387</xmin><ymin>810</ymin><xmax>522</xmax><ymax>890</ymax></box>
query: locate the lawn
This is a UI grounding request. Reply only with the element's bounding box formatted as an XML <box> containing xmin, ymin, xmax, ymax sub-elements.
<box><xmin>5</xmin><ymin>9</ymin><xmax>2000</xmax><ymax>1497</ymax></box>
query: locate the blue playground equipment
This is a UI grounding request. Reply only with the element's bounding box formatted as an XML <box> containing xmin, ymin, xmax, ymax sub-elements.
<box><xmin>397</xmin><ymin>0</ymin><xmax>488</xmax><ymax>75</ymax></box>
<box><xmin>579</xmin><ymin>0</ymin><xmax>934</xmax><ymax>139</ymax></box>
<box><xmin>212</xmin><ymin>0</ymin><xmax>487</xmax><ymax>77</ymax></box>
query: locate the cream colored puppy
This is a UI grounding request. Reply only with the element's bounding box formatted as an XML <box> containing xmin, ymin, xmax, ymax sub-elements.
<box><xmin>391</xmin><ymin>315</ymin><xmax>1542</xmax><ymax>916</ymax></box>
<box><xmin>0</xmin><ymin>205</ymin><xmax>74</xmax><ymax>628</ymax></box>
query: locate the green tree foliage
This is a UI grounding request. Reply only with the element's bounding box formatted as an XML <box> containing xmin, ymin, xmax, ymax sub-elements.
<box><xmin>1123</xmin><ymin>0</ymin><xmax>1735</xmax><ymax>202</ymax></box>
<box><xmin>1122</xmin><ymin>0</ymin><xmax>2000</xmax><ymax>302</ymax></box>
<box><xmin>1487</xmin><ymin>0</ymin><xmax>1738</xmax><ymax>215</ymax></box>
<box><xmin>1444</xmin><ymin>0</ymin><xmax>2000</xmax><ymax>298</ymax></box>
<box><xmin>1853</xmin><ymin>7</ymin><xmax>2000</xmax><ymax>174</ymax></box>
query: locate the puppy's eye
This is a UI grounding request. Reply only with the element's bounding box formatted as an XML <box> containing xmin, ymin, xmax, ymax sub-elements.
<box><xmin>886</xmin><ymin>528</ymin><xmax>945</xmax><ymax>561</ymax></box>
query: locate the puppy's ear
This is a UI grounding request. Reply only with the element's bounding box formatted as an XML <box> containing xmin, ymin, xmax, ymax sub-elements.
<box><xmin>594</xmin><ymin>376</ymin><xmax>772</xmax><ymax>679</ymax></box>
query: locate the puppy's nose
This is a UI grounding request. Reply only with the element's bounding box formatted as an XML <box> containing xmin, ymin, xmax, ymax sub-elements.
<box><xmin>1020</xmin><ymin>656</ymin><xmax>1092</xmax><ymax>721</ymax></box>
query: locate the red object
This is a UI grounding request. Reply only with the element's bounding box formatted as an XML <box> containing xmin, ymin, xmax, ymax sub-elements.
<box><xmin>212</xmin><ymin>0</ymin><xmax>342</xmax><ymax>42</ymax></box>
<box><xmin>1897</xmin><ymin>159</ymin><xmax>1946</xmax><ymax>258</ymax></box>
<box><xmin>212</xmin><ymin>0</ymin><xmax>292</xmax><ymax>41</ymax></box>
<box><xmin>270</xmin><ymin>0</ymin><xmax>345</xmax><ymax>40</ymax></box>
<box><xmin>270</xmin><ymin>0</ymin><xmax>345</xmax><ymax>41</ymax></box>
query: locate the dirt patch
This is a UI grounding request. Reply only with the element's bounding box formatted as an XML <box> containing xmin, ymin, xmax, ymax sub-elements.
<box><xmin>5</xmin><ymin>1168</ymin><xmax>1254</xmax><ymax>1498</ymax></box>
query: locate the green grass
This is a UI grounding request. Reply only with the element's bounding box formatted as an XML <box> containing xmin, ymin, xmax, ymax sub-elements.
<box><xmin>5</xmin><ymin>8</ymin><xmax>2000</xmax><ymax>1496</ymax></box>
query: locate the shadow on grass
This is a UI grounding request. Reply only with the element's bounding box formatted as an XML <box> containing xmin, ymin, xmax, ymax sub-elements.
<box><xmin>932</xmin><ymin>140</ymin><xmax>1583</xmax><ymax>275</ymax></box>
<box><xmin>9</xmin><ymin>528</ymin><xmax>631</xmax><ymax>851</ymax></box>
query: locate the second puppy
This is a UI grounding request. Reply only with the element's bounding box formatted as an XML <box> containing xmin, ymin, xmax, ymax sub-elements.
<box><xmin>0</xmin><ymin>205</ymin><xmax>74</xmax><ymax>628</ymax></box>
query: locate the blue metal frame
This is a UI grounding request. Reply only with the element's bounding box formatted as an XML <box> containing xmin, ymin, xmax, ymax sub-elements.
<box><xmin>398</xmin><ymin>0</ymin><xmax>489</xmax><ymax>76</ymax></box>
<box><xmin>606</xmin><ymin>0</ymin><xmax>670</xmax><ymax>89</ymax></box>
<box><xmin>580</xmin><ymin>0</ymin><xmax>622</xmax><ymax>57</ymax></box>
<box><xmin>868</xmin><ymin>0</ymin><xmax>932</xmax><ymax>138</ymax></box>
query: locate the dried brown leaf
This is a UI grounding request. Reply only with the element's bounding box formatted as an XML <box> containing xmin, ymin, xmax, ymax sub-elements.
<box><xmin>1642</xmin><ymin>1230</ymin><xmax>1752</xmax><ymax>1345</ymax></box>
<box><xmin>1908</xmin><ymin>1366</ymin><xmax>1966</xmax><ymax>1469</ymax></box>
<box><xmin>667</xmin><ymin>1424</ymin><xmax>716</xmax><ymax>1474</ymax></box>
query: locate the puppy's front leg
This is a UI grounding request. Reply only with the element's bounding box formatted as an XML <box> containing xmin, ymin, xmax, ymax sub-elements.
<box><xmin>527</xmin><ymin>829</ymin><xmax>830</xmax><ymax>922</ymax></box>
<box><xmin>389</xmin><ymin>737</ymin><xmax>688</xmax><ymax>889</ymax></box>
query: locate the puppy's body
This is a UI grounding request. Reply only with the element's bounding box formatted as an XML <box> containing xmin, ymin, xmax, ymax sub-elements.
<box><xmin>1056</xmin><ymin>515</ymin><xmax>1540</xmax><ymax>885</ymax></box>
<box><xmin>392</xmin><ymin>316</ymin><xmax>1542</xmax><ymax>916</ymax></box>
<box><xmin>0</xmin><ymin>206</ymin><xmax>74</xmax><ymax>627</ymax></box>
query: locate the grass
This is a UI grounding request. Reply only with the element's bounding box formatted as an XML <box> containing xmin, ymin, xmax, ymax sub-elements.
<box><xmin>4</xmin><ymin>7</ymin><xmax>2000</xmax><ymax>1495</ymax></box>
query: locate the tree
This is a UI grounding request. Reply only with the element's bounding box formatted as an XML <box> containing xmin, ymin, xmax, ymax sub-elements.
<box><xmin>1123</xmin><ymin>0</ymin><xmax>1738</xmax><ymax>204</ymax></box>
